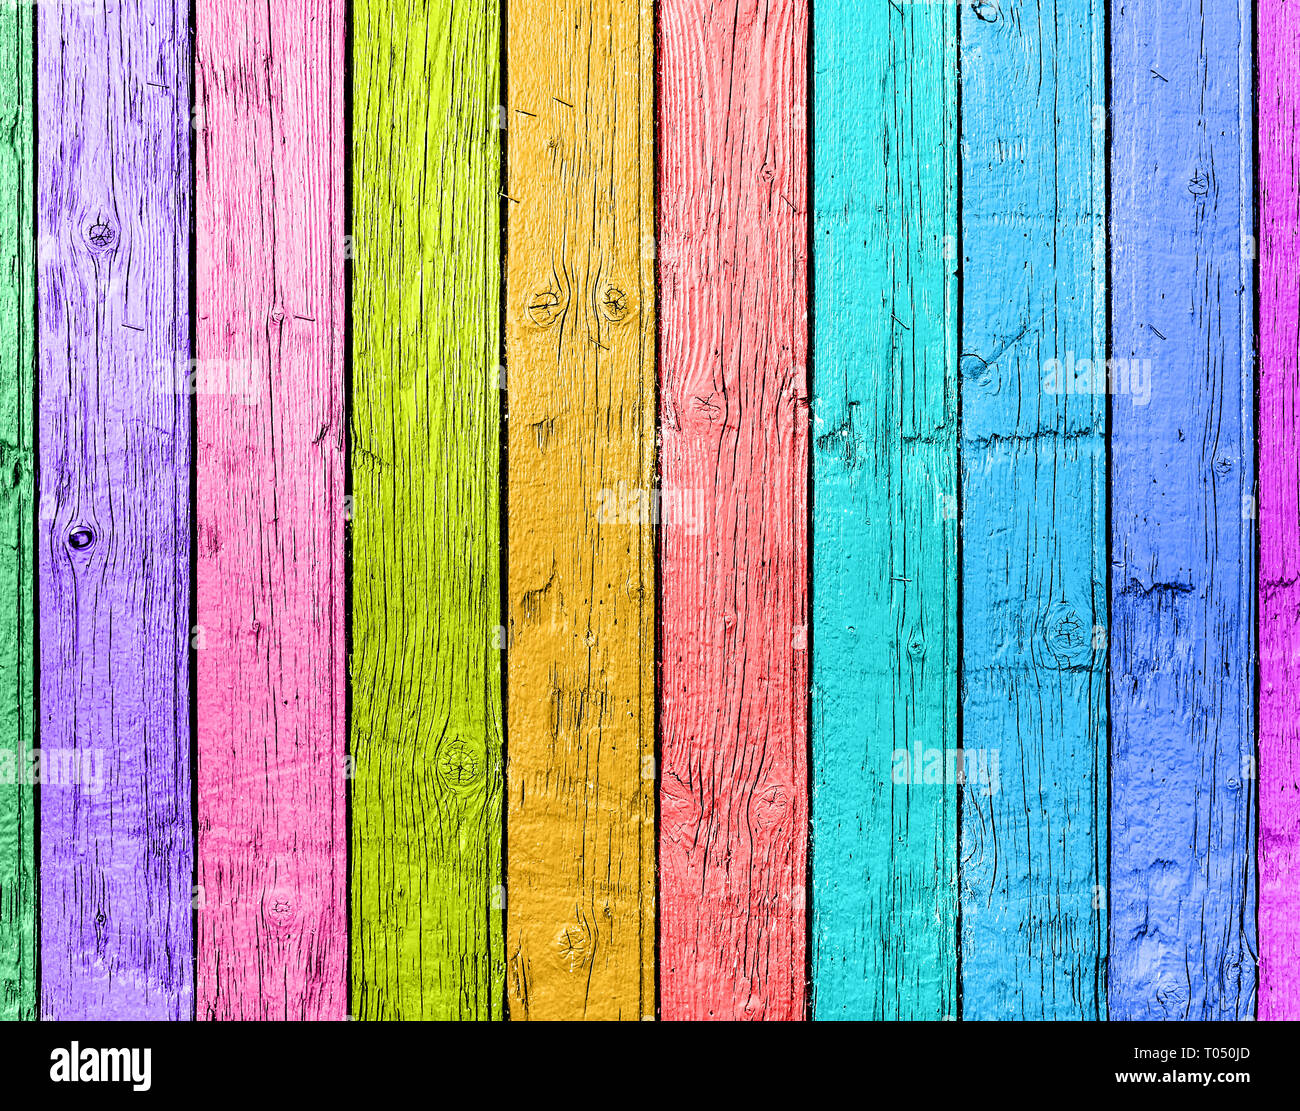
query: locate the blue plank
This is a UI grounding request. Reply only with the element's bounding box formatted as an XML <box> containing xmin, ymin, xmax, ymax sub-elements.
<box><xmin>959</xmin><ymin>0</ymin><xmax>1107</xmax><ymax>1019</ymax></box>
<box><xmin>1108</xmin><ymin>0</ymin><xmax>1256</xmax><ymax>1019</ymax></box>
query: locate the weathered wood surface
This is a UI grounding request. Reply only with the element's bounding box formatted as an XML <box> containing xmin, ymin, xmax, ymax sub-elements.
<box><xmin>1110</xmin><ymin>0</ymin><xmax>1256</xmax><ymax>1021</ymax></box>
<box><xmin>959</xmin><ymin>0</ymin><xmax>1107</xmax><ymax>1020</ymax></box>
<box><xmin>1260</xmin><ymin>0</ymin><xmax>1298</xmax><ymax>1023</ymax></box>
<box><xmin>351</xmin><ymin>0</ymin><xmax>504</xmax><ymax>1019</ymax></box>
<box><xmin>0</xmin><ymin>0</ymin><xmax>34</xmax><ymax>1024</ymax></box>
<box><xmin>195</xmin><ymin>0</ymin><xmax>347</xmax><ymax>1020</ymax></box>
<box><xmin>505</xmin><ymin>0</ymin><xmax>655</xmax><ymax>1020</ymax></box>
<box><xmin>810</xmin><ymin>0</ymin><xmax>958</xmax><ymax>1020</ymax></box>
<box><xmin>658</xmin><ymin>0</ymin><xmax>808</xmax><ymax>1021</ymax></box>
<box><xmin>37</xmin><ymin>0</ymin><xmax>193</xmax><ymax>1019</ymax></box>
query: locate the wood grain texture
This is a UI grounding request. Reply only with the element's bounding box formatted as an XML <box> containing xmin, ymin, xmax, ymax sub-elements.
<box><xmin>353</xmin><ymin>2</ymin><xmax>504</xmax><ymax>1023</ymax></box>
<box><xmin>1259</xmin><ymin>0</ymin><xmax>1297</xmax><ymax>1023</ymax></box>
<box><xmin>351</xmin><ymin>0</ymin><xmax>503</xmax><ymax>1020</ymax></box>
<box><xmin>809</xmin><ymin>0</ymin><xmax>958</xmax><ymax>1020</ymax></box>
<box><xmin>959</xmin><ymin>0</ymin><xmax>1107</xmax><ymax>1020</ymax></box>
<box><xmin>1110</xmin><ymin>0</ymin><xmax>1256</xmax><ymax>1022</ymax></box>
<box><xmin>195</xmin><ymin>0</ymin><xmax>346</xmax><ymax>1020</ymax></box>
<box><xmin>0</xmin><ymin>0</ymin><xmax>33</xmax><ymax>1024</ymax></box>
<box><xmin>505</xmin><ymin>0</ymin><xmax>655</xmax><ymax>1021</ymax></box>
<box><xmin>37</xmin><ymin>0</ymin><xmax>192</xmax><ymax>1019</ymax></box>
<box><xmin>658</xmin><ymin>0</ymin><xmax>808</xmax><ymax>1021</ymax></box>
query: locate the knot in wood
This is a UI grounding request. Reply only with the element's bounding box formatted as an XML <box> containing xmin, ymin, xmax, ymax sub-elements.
<box><xmin>1042</xmin><ymin>601</ymin><xmax>1091</xmax><ymax>667</ymax></box>
<box><xmin>87</xmin><ymin>222</ymin><xmax>117</xmax><ymax>248</ymax></box>
<box><xmin>438</xmin><ymin>738</ymin><xmax>481</xmax><ymax>788</ymax></box>
<box><xmin>527</xmin><ymin>289</ymin><xmax>563</xmax><ymax>327</ymax></box>
<box><xmin>67</xmin><ymin>525</ymin><xmax>95</xmax><ymax>551</ymax></box>
<box><xmin>602</xmin><ymin>286</ymin><xmax>629</xmax><ymax>322</ymax></box>
<box><xmin>555</xmin><ymin>923</ymin><xmax>590</xmax><ymax>971</ymax></box>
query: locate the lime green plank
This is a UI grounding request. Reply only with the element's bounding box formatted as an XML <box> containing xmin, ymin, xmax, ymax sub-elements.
<box><xmin>350</xmin><ymin>0</ymin><xmax>503</xmax><ymax>1019</ymax></box>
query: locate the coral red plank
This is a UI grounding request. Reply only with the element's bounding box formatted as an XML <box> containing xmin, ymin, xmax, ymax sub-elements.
<box><xmin>658</xmin><ymin>0</ymin><xmax>809</xmax><ymax>1020</ymax></box>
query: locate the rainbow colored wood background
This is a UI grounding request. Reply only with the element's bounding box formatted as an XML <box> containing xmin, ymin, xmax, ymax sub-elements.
<box><xmin>0</xmin><ymin>0</ymin><xmax>1297</xmax><ymax>1021</ymax></box>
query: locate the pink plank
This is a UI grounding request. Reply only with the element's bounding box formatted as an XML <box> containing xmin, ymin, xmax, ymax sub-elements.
<box><xmin>1260</xmin><ymin>0</ymin><xmax>1300</xmax><ymax>1021</ymax></box>
<box><xmin>194</xmin><ymin>0</ymin><xmax>347</xmax><ymax>1019</ymax></box>
<box><xmin>658</xmin><ymin>0</ymin><xmax>809</xmax><ymax>1019</ymax></box>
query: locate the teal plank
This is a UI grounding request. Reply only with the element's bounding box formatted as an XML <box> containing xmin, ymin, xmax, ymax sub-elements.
<box><xmin>811</xmin><ymin>0</ymin><xmax>959</xmax><ymax>1019</ymax></box>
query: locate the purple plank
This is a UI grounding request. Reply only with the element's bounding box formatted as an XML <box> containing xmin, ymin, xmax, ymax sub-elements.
<box><xmin>1109</xmin><ymin>0</ymin><xmax>1255</xmax><ymax>1018</ymax></box>
<box><xmin>37</xmin><ymin>1</ymin><xmax>192</xmax><ymax>1019</ymax></box>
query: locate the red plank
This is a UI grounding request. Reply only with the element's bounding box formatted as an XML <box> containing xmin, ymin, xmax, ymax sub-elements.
<box><xmin>658</xmin><ymin>0</ymin><xmax>809</xmax><ymax>1020</ymax></box>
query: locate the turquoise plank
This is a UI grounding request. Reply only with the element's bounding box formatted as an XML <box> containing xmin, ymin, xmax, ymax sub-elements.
<box><xmin>811</xmin><ymin>0</ymin><xmax>959</xmax><ymax>1018</ymax></box>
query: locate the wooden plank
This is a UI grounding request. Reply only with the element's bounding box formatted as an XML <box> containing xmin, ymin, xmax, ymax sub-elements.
<box><xmin>0</xmin><ymin>0</ymin><xmax>34</xmax><ymax>1023</ymax></box>
<box><xmin>1110</xmin><ymin>0</ymin><xmax>1256</xmax><ymax>1021</ymax></box>
<box><xmin>351</xmin><ymin>0</ymin><xmax>503</xmax><ymax>1019</ymax></box>
<box><xmin>36</xmin><ymin>0</ymin><xmax>192</xmax><ymax>1019</ymax></box>
<box><xmin>809</xmin><ymin>1</ymin><xmax>958</xmax><ymax>1019</ymax></box>
<box><xmin>1259</xmin><ymin>0</ymin><xmax>1296</xmax><ymax>1022</ymax></box>
<box><xmin>658</xmin><ymin>0</ymin><xmax>808</xmax><ymax>1021</ymax></box>
<box><xmin>959</xmin><ymin>0</ymin><xmax>1107</xmax><ymax>1019</ymax></box>
<box><xmin>1258</xmin><ymin>0</ymin><xmax>1300</xmax><ymax>1023</ymax></box>
<box><xmin>195</xmin><ymin>0</ymin><xmax>346</xmax><ymax>1020</ymax></box>
<box><xmin>505</xmin><ymin>0</ymin><xmax>655</xmax><ymax>1020</ymax></box>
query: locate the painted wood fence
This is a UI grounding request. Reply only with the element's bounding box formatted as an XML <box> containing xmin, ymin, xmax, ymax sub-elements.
<box><xmin>0</xmin><ymin>0</ymin><xmax>1292</xmax><ymax>1022</ymax></box>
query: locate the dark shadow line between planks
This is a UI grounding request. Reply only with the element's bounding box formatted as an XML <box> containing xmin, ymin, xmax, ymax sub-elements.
<box><xmin>1102</xmin><ymin>0</ymin><xmax>1113</xmax><ymax>1024</ymax></box>
<box><xmin>187</xmin><ymin>0</ymin><xmax>199</xmax><ymax>1023</ymax></box>
<box><xmin>29</xmin><ymin>0</ymin><xmax>41</xmax><ymax>1022</ymax></box>
<box><xmin>497</xmin><ymin>0</ymin><xmax>510</xmax><ymax>1025</ymax></box>
<box><xmin>803</xmin><ymin>0</ymin><xmax>815</xmax><ymax>1024</ymax></box>
<box><xmin>954</xmin><ymin>2</ymin><xmax>964</xmax><ymax>1024</ymax></box>
<box><xmin>343</xmin><ymin>0</ymin><xmax>356</xmax><ymax>1021</ymax></box>
<box><xmin>1250</xmin><ymin>0</ymin><xmax>1262</xmax><ymax>1021</ymax></box>
<box><xmin>651</xmin><ymin>0</ymin><xmax>664</xmax><ymax>1025</ymax></box>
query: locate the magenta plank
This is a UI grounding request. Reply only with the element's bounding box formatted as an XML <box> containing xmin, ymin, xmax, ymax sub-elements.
<box><xmin>1261</xmin><ymin>0</ymin><xmax>1300</xmax><ymax>1022</ymax></box>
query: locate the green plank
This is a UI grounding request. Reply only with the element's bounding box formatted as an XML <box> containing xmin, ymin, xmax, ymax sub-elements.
<box><xmin>0</xmin><ymin>2</ymin><xmax>33</xmax><ymax>1023</ymax></box>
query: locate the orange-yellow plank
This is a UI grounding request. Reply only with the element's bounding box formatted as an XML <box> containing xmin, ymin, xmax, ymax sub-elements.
<box><xmin>505</xmin><ymin>0</ymin><xmax>655</xmax><ymax>1020</ymax></box>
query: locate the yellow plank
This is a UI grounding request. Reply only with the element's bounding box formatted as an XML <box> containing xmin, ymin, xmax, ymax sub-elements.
<box><xmin>505</xmin><ymin>0</ymin><xmax>655</xmax><ymax>1020</ymax></box>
